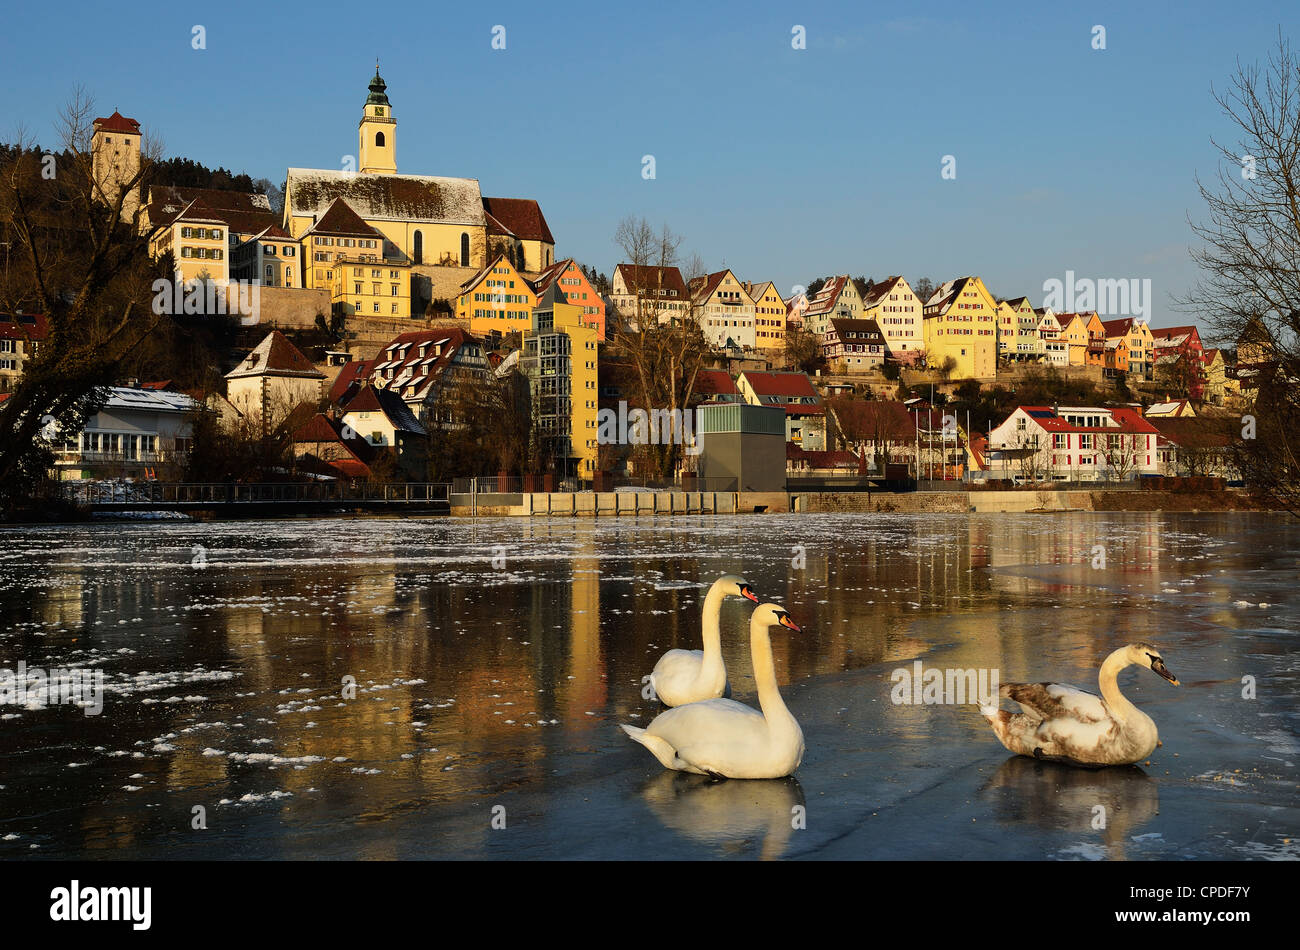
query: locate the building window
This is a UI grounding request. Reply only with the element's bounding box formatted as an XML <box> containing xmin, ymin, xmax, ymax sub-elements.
<box><xmin>460</xmin><ymin>232</ymin><xmax>470</xmax><ymax>266</ymax></box>
<box><xmin>412</xmin><ymin>230</ymin><xmax>422</xmax><ymax>265</ymax></box>
<box><xmin>375</xmin><ymin>131</ymin><xmax>385</xmax><ymax>148</ymax></box>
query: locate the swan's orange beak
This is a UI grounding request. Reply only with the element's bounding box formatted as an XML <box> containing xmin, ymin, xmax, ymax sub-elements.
<box><xmin>778</xmin><ymin>613</ymin><xmax>801</xmax><ymax>632</ymax></box>
<box><xmin>739</xmin><ymin>583</ymin><xmax>760</xmax><ymax>604</ymax></box>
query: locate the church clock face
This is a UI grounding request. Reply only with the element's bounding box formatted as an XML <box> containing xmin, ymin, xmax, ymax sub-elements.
<box><xmin>375</xmin><ymin>107</ymin><xmax>384</xmax><ymax>117</ymax></box>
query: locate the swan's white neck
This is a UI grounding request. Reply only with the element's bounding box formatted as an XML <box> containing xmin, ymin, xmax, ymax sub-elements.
<box><xmin>1098</xmin><ymin>648</ymin><xmax>1139</xmax><ymax>722</ymax></box>
<box><xmin>750</xmin><ymin>617</ymin><xmax>797</xmax><ymax>737</ymax></box>
<box><xmin>697</xmin><ymin>581</ymin><xmax>727</xmax><ymax>685</ymax></box>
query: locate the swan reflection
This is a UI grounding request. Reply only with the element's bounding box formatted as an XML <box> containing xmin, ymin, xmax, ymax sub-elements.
<box><xmin>639</xmin><ymin>771</ymin><xmax>806</xmax><ymax>860</ymax></box>
<box><xmin>981</xmin><ymin>756</ymin><xmax>1160</xmax><ymax>858</ymax></box>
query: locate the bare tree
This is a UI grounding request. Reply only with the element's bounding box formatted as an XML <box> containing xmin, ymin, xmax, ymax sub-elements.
<box><xmin>1175</xmin><ymin>33</ymin><xmax>1300</xmax><ymax>510</ymax></box>
<box><xmin>609</xmin><ymin>216</ymin><xmax>710</xmax><ymax>479</ymax></box>
<box><xmin>0</xmin><ymin>90</ymin><xmax>165</xmax><ymax>514</ymax></box>
<box><xmin>1100</xmin><ymin>431</ymin><xmax>1142</xmax><ymax>480</ymax></box>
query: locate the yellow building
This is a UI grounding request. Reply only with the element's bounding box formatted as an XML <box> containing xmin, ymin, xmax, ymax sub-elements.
<box><xmin>91</xmin><ymin>111</ymin><xmax>142</xmax><ymax>221</ymax></box>
<box><xmin>142</xmin><ymin>186</ymin><xmax>281</xmax><ymax>286</ymax></box>
<box><xmin>745</xmin><ymin>280</ymin><xmax>787</xmax><ymax>351</ymax></box>
<box><xmin>998</xmin><ymin>296</ymin><xmax>1041</xmax><ymax>360</ymax></box>
<box><xmin>358</xmin><ymin>67</ymin><xmax>396</xmax><ymax>175</ymax></box>
<box><xmin>861</xmin><ymin>276</ymin><xmax>924</xmax><ymax>364</ymax></box>
<box><xmin>922</xmin><ymin>277</ymin><xmax>998</xmax><ymax>379</ymax></box>
<box><xmin>457</xmin><ymin>253</ymin><xmax>538</xmax><ymax>338</ymax></box>
<box><xmin>521</xmin><ymin>284</ymin><xmax>599</xmax><ymax>479</ymax></box>
<box><xmin>994</xmin><ymin>300</ymin><xmax>1017</xmax><ymax>360</ymax></box>
<box><xmin>1101</xmin><ymin>318</ymin><xmax>1155</xmax><ymax>380</ymax></box>
<box><xmin>150</xmin><ymin>203</ymin><xmax>230</xmax><ymax>283</ymax></box>
<box><xmin>1201</xmin><ymin>349</ymin><xmax>1229</xmax><ymax>405</ymax></box>
<box><xmin>282</xmin><ymin>69</ymin><xmax>554</xmax><ymax>276</ymax></box>
<box><xmin>301</xmin><ymin>198</ymin><xmax>410</xmax><ymax>318</ymax></box>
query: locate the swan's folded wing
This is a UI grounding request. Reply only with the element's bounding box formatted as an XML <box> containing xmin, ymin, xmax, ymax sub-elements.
<box><xmin>1003</xmin><ymin>682</ymin><xmax>1109</xmax><ymax>723</ymax></box>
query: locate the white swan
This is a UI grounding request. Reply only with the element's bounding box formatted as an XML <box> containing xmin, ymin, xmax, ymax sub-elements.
<box><xmin>623</xmin><ymin>603</ymin><xmax>805</xmax><ymax>779</ymax></box>
<box><xmin>980</xmin><ymin>642</ymin><xmax>1180</xmax><ymax>767</ymax></box>
<box><xmin>648</xmin><ymin>574</ymin><xmax>758</xmax><ymax>707</ymax></box>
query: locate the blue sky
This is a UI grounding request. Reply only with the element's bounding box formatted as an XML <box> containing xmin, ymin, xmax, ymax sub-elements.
<box><xmin>3</xmin><ymin>1</ymin><xmax>1296</xmax><ymax>331</ymax></box>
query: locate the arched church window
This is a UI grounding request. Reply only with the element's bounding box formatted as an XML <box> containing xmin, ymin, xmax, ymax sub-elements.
<box><xmin>460</xmin><ymin>233</ymin><xmax>470</xmax><ymax>266</ymax></box>
<box><xmin>376</xmin><ymin>131</ymin><xmax>385</xmax><ymax>147</ymax></box>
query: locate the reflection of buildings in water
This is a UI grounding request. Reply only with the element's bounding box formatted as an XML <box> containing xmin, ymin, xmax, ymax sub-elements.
<box><xmin>639</xmin><ymin>771</ymin><xmax>805</xmax><ymax>860</ymax></box>
<box><xmin>563</xmin><ymin>535</ymin><xmax>605</xmax><ymax>720</ymax></box>
<box><xmin>779</xmin><ymin>520</ymin><xmax>995</xmax><ymax>681</ymax></box>
<box><xmin>981</xmin><ymin>756</ymin><xmax>1159</xmax><ymax>859</ymax></box>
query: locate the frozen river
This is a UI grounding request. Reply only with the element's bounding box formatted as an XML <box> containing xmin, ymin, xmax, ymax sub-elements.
<box><xmin>0</xmin><ymin>511</ymin><xmax>1295</xmax><ymax>859</ymax></box>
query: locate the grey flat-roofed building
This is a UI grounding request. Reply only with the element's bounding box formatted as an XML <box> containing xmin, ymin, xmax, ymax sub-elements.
<box><xmin>696</xmin><ymin>403</ymin><xmax>786</xmax><ymax>491</ymax></box>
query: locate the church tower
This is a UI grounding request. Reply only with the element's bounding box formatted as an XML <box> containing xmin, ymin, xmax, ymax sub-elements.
<box><xmin>358</xmin><ymin>65</ymin><xmax>396</xmax><ymax>175</ymax></box>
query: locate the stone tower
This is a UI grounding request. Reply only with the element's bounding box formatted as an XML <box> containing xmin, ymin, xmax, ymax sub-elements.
<box><xmin>358</xmin><ymin>66</ymin><xmax>396</xmax><ymax>175</ymax></box>
<box><xmin>91</xmin><ymin>111</ymin><xmax>142</xmax><ymax>220</ymax></box>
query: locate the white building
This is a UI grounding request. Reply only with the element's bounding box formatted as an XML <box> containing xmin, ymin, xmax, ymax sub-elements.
<box><xmin>1036</xmin><ymin>309</ymin><xmax>1068</xmax><ymax>366</ymax></box>
<box><xmin>691</xmin><ymin>269</ymin><xmax>756</xmax><ymax>350</ymax></box>
<box><xmin>54</xmin><ymin>386</ymin><xmax>200</xmax><ymax>480</ymax></box>
<box><xmin>988</xmin><ymin>405</ymin><xmax>1162</xmax><ymax>481</ymax></box>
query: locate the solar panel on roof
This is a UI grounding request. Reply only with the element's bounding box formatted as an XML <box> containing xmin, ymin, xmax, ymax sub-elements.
<box><xmin>1027</xmin><ymin>409</ymin><xmax>1055</xmax><ymax>418</ymax></box>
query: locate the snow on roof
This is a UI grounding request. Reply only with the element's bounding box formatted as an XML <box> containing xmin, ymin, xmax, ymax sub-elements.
<box><xmin>225</xmin><ymin>331</ymin><xmax>325</xmax><ymax>380</ymax></box>
<box><xmin>286</xmin><ymin>168</ymin><xmax>485</xmax><ymax>227</ymax></box>
<box><xmin>100</xmin><ymin>387</ymin><xmax>199</xmax><ymax>414</ymax></box>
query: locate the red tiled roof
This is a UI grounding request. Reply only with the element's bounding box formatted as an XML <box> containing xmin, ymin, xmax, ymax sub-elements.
<box><xmin>689</xmin><ymin>269</ymin><xmax>736</xmax><ymax>304</ymax></box>
<box><xmin>614</xmin><ymin>264</ymin><xmax>688</xmax><ymax>299</ymax></box>
<box><xmin>694</xmin><ymin>368</ymin><xmax>740</xmax><ymax>396</ymax></box>
<box><xmin>741</xmin><ymin>371</ymin><xmax>824</xmax><ymax>415</ymax></box>
<box><xmin>1101</xmin><ymin>317</ymin><xmax>1142</xmax><ymax>338</ymax></box>
<box><xmin>481</xmin><ymin>197</ymin><xmax>554</xmax><ymax>244</ymax></box>
<box><xmin>226</xmin><ymin>330</ymin><xmax>324</xmax><ymax>380</ymax></box>
<box><xmin>1151</xmin><ymin>325</ymin><xmax>1200</xmax><ymax>340</ymax></box>
<box><xmin>290</xmin><ymin>413</ymin><xmax>377</xmax><ymax>476</ymax></box>
<box><xmin>827</xmin><ymin>318</ymin><xmax>885</xmax><ymax>340</ymax></box>
<box><xmin>94</xmin><ymin>111</ymin><xmax>140</xmax><ymax>134</ymax></box>
<box><xmin>145</xmin><ymin>186</ymin><xmax>279</xmax><ymax>236</ymax></box>
<box><xmin>292</xmin><ymin>413</ymin><xmax>344</xmax><ymax>443</ymax></box>
<box><xmin>742</xmin><ymin>371</ymin><xmax>819</xmax><ymax>398</ymax></box>
<box><xmin>370</xmin><ymin>327</ymin><xmax>482</xmax><ymax>403</ymax></box>
<box><xmin>0</xmin><ymin>314</ymin><xmax>48</xmax><ymax>341</ymax></box>
<box><xmin>251</xmin><ymin>224</ymin><xmax>294</xmax><ymax>241</ymax></box>
<box><xmin>1017</xmin><ymin>405</ymin><xmax>1159</xmax><ymax>434</ymax></box>
<box><xmin>341</xmin><ymin>383</ymin><xmax>425</xmax><ymax>434</ymax></box>
<box><xmin>309</xmin><ymin>197</ymin><xmax>381</xmax><ymax>237</ymax></box>
<box><xmin>804</xmin><ymin>275</ymin><xmax>850</xmax><ymax>317</ymax></box>
<box><xmin>860</xmin><ymin>276</ymin><xmax>905</xmax><ymax>308</ymax></box>
<box><xmin>328</xmin><ymin>359</ymin><xmax>373</xmax><ymax>405</ymax></box>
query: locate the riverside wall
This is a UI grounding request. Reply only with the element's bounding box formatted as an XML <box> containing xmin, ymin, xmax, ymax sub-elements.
<box><xmin>448</xmin><ymin>489</ymin><xmax>1262</xmax><ymax>517</ymax></box>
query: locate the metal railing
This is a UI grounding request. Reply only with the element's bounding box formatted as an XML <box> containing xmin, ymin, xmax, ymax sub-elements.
<box><xmin>450</xmin><ymin>475</ymin><xmax>741</xmax><ymax>494</ymax></box>
<box><xmin>61</xmin><ymin>481</ymin><xmax>450</xmax><ymax>507</ymax></box>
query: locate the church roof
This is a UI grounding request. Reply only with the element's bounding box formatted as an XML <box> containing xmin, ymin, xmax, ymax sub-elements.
<box><xmin>94</xmin><ymin>111</ymin><xmax>140</xmax><ymax>134</ymax></box>
<box><xmin>365</xmin><ymin>67</ymin><xmax>391</xmax><ymax>107</ymax></box>
<box><xmin>286</xmin><ymin>168</ymin><xmax>485</xmax><ymax>227</ymax></box>
<box><xmin>481</xmin><ymin>197</ymin><xmax>554</xmax><ymax>244</ymax></box>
